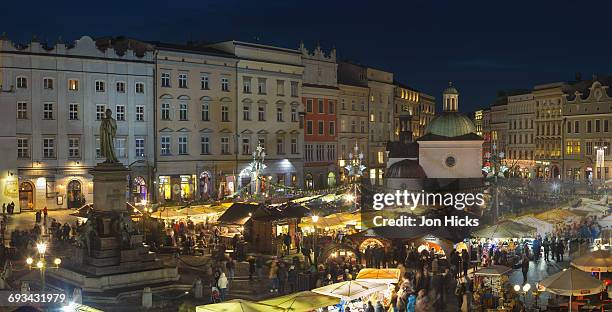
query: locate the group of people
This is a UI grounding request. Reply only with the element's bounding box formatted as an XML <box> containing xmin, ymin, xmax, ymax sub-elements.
<box><xmin>1</xmin><ymin>202</ymin><xmax>16</xmax><ymax>215</ymax></box>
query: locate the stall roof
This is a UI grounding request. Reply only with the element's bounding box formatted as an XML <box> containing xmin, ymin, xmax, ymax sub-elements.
<box><xmin>217</xmin><ymin>202</ymin><xmax>262</xmax><ymax>225</ymax></box>
<box><xmin>252</xmin><ymin>202</ymin><xmax>310</xmax><ymax>221</ymax></box>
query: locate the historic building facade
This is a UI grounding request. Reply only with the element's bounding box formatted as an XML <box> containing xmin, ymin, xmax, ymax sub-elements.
<box><xmin>392</xmin><ymin>82</ymin><xmax>435</xmax><ymax>141</ymax></box>
<box><xmin>506</xmin><ymin>92</ymin><xmax>536</xmax><ymax>177</ymax></box>
<box><xmin>533</xmin><ymin>83</ymin><xmax>564</xmax><ymax>179</ymax></box>
<box><xmin>300</xmin><ymin>44</ymin><xmax>339</xmax><ymax>189</ymax></box>
<box><xmin>489</xmin><ymin>96</ymin><xmax>508</xmax><ymax>168</ymax></box>
<box><xmin>1</xmin><ymin>36</ymin><xmax>155</xmax><ymax>210</ymax></box>
<box><xmin>366</xmin><ymin>67</ymin><xmax>395</xmax><ymax>186</ymax></box>
<box><xmin>154</xmin><ymin>43</ymin><xmax>238</xmax><ymax>202</ymax></box>
<box><xmin>562</xmin><ymin>78</ymin><xmax>611</xmax><ymax>183</ymax></box>
<box><xmin>337</xmin><ymin>62</ymin><xmax>369</xmax><ymax>185</ymax></box>
<box><xmin>0</xmin><ymin>84</ymin><xmax>17</xmax><ymax>209</ymax></box>
<box><xmin>209</xmin><ymin>41</ymin><xmax>305</xmax><ymax>192</ymax></box>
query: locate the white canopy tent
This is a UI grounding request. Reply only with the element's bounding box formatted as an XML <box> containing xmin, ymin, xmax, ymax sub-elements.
<box><xmin>514</xmin><ymin>216</ymin><xmax>553</xmax><ymax>236</ymax></box>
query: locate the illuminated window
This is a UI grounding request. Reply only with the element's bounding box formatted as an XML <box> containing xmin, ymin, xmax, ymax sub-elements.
<box><xmin>68</xmin><ymin>79</ymin><xmax>79</xmax><ymax>91</ymax></box>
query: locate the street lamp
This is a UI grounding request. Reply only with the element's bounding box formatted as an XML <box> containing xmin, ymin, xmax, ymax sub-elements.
<box><xmin>514</xmin><ymin>283</ymin><xmax>531</xmax><ymax>308</ymax></box>
<box><xmin>27</xmin><ymin>241</ymin><xmax>61</xmax><ymax>291</ymax></box>
<box><xmin>311</xmin><ymin>215</ymin><xmax>319</xmax><ymax>264</ymax></box>
<box><xmin>594</xmin><ymin>145</ymin><xmax>608</xmax><ymax>196</ymax></box>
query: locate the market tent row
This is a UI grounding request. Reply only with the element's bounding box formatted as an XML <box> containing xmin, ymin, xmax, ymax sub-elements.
<box><xmin>258</xmin><ymin>291</ymin><xmax>339</xmax><ymax>311</ymax></box>
<box><xmin>312</xmin><ymin>280</ymin><xmax>389</xmax><ymax>301</ymax></box>
<box><xmin>299</xmin><ymin>211</ymin><xmax>361</xmax><ymax>230</ymax></box>
<box><xmin>571</xmin><ymin>249</ymin><xmax>612</xmax><ymax>273</ymax></box>
<box><xmin>472</xmin><ymin>220</ymin><xmax>537</xmax><ymax>239</ymax></box>
<box><xmin>151</xmin><ymin>203</ymin><xmax>230</xmax><ymax>223</ymax></box>
<box><xmin>537</xmin><ymin>267</ymin><xmax>606</xmax><ymax>297</ymax></box>
<box><xmin>513</xmin><ymin>216</ymin><xmax>553</xmax><ymax>236</ymax></box>
<box><xmin>196</xmin><ymin>299</ymin><xmax>285</xmax><ymax>312</ymax></box>
<box><xmin>216</xmin><ymin>202</ymin><xmax>263</xmax><ymax>225</ymax></box>
<box><xmin>534</xmin><ymin>209</ymin><xmax>583</xmax><ymax>224</ymax></box>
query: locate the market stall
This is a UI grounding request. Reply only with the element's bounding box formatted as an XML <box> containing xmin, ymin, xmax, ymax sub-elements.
<box><xmin>514</xmin><ymin>216</ymin><xmax>553</xmax><ymax>236</ymax></box>
<box><xmin>258</xmin><ymin>291</ymin><xmax>339</xmax><ymax>311</ymax></box>
<box><xmin>472</xmin><ymin>221</ymin><xmax>537</xmax><ymax>239</ymax></box>
<box><xmin>355</xmin><ymin>268</ymin><xmax>401</xmax><ymax>284</ymax></box>
<box><xmin>571</xmin><ymin>249</ymin><xmax>612</xmax><ymax>273</ymax></box>
<box><xmin>535</xmin><ymin>209</ymin><xmax>582</xmax><ymax>224</ymax></box>
<box><xmin>537</xmin><ymin>267</ymin><xmax>606</xmax><ymax>311</ymax></box>
<box><xmin>312</xmin><ymin>280</ymin><xmax>389</xmax><ymax>301</ymax></box>
<box><xmin>196</xmin><ymin>299</ymin><xmax>285</xmax><ymax>312</ymax></box>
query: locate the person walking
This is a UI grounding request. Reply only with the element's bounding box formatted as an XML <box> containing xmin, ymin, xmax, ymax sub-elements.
<box><xmin>543</xmin><ymin>238</ymin><xmax>550</xmax><ymax>262</ymax></box>
<box><xmin>454</xmin><ymin>280</ymin><xmax>466</xmax><ymax>312</ymax></box>
<box><xmin>521</xmin><ymin>254</ymin><xmax>529</xmax><ymax>284</ymax></box>
<box><xmin>2</xmin><ymin>203</ymin><xmax>5</xmax><ymax>215</ymax></box>
<box><xmin>43</xmin><ymin>206</ymin><xmax>48</xmax><ymax>225</ymax></box>
<box><xmin>269</xmin><ymin>260</ymin><xmax>279</xmax><ymax>293</ymax></box>
<box><xmin>217</xmin><ymin>272</ymin><xmax>228</xmax><ymax>301</ymax></box>
<box><xmin>557</xmin><ymin>240</ymin><xmax>564</xmax><ymax>262</ymax></box>
<box><xmin>287</xmin><ymin>265</ymin><xmax>297</xmax><ymax>293</ymax></box>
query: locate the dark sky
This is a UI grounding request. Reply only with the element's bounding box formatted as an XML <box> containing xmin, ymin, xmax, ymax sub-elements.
<box><xmin>3</xmin><ymin>0</ymin><xmax>611</xmax><ymax>113</ymax></box>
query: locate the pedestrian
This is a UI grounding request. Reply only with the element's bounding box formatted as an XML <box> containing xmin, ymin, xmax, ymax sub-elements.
<box><xmin>2</xmin><ymin>203</ymin><xmax>5</xmax><ymax>215</ymax></box>
<box><xmin>269</xmin><ymin>260</ymin><xmax>279</xmax><ymax>292</ymax></box>
<box><xmin>543</xmin><ymin>238</ymin><xmax>550</xmax><ymax>262</ymax></box>
<box><xmin>521</xmin><ymin>254</ymin><xmax>529</xmax><ymax>284</ymax></box>
<box><xmin>455</xmin><ymin>280</ymin><xmax>465</xmax><ymax>312</ymax></box>
<box><xmin>35</xmin><ymin>210</ymin><xmax>41</xmax><ymax>224</ymax></box>
<box><xmin>557</xmin><ymin>240</ymin><xmax>564</xmax><ymax>262</ymax></box>
<box><xmin>375</xmin><ymin>300</ymin><xmax>384</xmax><ymax>312</ymax></box>
<box><xmin>277</xmin><ymin>262</ymin><xmax>288</xmax><ymax>294</ymax></box>
<box><xmin>43</xmin><ymin>206</ymin><xmax>48</xmax><ymax>225</ymax></box>
<box><xmin>283</xmin><ymin>234</ymin><xmax>291</xmax><ymax>256</ymax></box>
<box><xmin>366</xmin><ymin>301</ymin><xmax>375</xmax><ymax>312</ymax></box>
<box><xmin>287</xmin><ymin>265</ymin><xmax>297</xmax><ymax>293</ymax></box>
<box><xmin>217</xmin><ymin>272</ymin><xmax>228</xmax><ymax>301</ymax></box>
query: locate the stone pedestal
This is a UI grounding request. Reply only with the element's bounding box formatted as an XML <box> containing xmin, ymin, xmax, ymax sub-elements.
<box><xmin>48</xmin><ymin>163</ymin><xmax>180</xmax><ymax>294</ymax></box>
<box><xmin>91</xmin><ymin>163</ymin><xmax>128</xmax><ymax>212</ymax></box>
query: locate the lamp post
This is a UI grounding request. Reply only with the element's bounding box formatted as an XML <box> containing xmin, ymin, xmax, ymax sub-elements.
<box><xmin>513</xmin><ymin>283</ymin><xmax>531</xmax><ymax>308</ymax></box>
<box><xmin>248</xmin><ymin>144</ymin><xmax>267</xmax><ymax>196</ymax></box>
<box><xmin>26</xmin><ymin>241</ymin><xmax>61</xmax><ymax>291</ymax></box>
<box><xmin>311</xmin><ymin>215</ymin><xmax>319</xmax><ymax>264</ymax></box>
<box><xmin>594</xmin><ymin>145</ymin><xmax>607</xmax><ymax>196</ymax></box>
<box><xmin>344</xmin><ymin>142</ymin><xmax>366</xmax><ymax>211</ymax></box>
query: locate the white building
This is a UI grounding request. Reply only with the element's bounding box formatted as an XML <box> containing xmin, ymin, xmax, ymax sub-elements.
<box><xmin>209</xmin><ymin>41</ymin><xmax>305</xmax><ymax>191</ymax></box>
<box><xmin>0</xmin><ymin>36</ymin><xmax>155</xmax><ymax>210</ymax></box>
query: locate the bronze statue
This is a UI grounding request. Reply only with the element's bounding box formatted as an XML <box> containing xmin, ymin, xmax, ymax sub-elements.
<box><xmin>77</xmin><ymin>219</ymin><xmax>98</xmax><ymax>256</ymax></box>
<box><xmin>100</xmin><ymin>108</ymin><xmax>118</xmax><ymax>163</ymax></box>
<box><xmin>116</xmin><ymin>213</ymin><xmax>133</xmax><ymax>249</ymax></box>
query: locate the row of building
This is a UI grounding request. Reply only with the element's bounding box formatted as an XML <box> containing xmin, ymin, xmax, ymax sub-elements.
<box><xmin>0</xmin><ymin>35</ymin><xmax>436</xmax><ymax>211</ymax></box>
<box><xmin>472</xmin><ymin>75</ymin><xmax>612</xmax><ymax>183</ymax></box>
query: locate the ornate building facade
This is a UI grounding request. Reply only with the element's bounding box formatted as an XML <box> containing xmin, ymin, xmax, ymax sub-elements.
<box><xmin>1</xmin><ymin>36</ymin><xmax>155</xmax><ymax>211</ymax></box>
<box><xmin>300</xmin><ymin>43</ymin><xmax>339</xmax><ymax>189</ymax></box>
<box><xmin>154</xmin><ymin>42</ymin><xmax>238</xmax><ymax>202</ymax></box>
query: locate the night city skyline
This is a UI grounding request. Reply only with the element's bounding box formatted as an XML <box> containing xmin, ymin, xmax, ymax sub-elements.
<box><xmin>3</xmin><ymin>0</ymin><xmax>612</xmax><ymax>112</ymax></box>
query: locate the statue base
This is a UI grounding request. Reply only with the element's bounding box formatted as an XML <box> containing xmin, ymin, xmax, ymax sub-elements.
<box><xmin>48</xmin><ymin>163</ymin><xmax>180</xmax><ymax>293</ymax></box>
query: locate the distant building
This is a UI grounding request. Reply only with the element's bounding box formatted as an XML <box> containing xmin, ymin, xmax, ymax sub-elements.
<box><xmin>153</xmin><ymin>42</ymin><xmax>238</xmax><ymax>202</ymax></box>
<box><xmin>393</xmin><ymin>81</ymin><xmax>435</xmax><ymax>140</ymax></box>
<box><xmin>386</xmin><ymin>83</ymin><xmax>483</xmax><ymax>191</ymax></box>
<box><xmin>209</xmin><ymin>41</ymin><xmax>305</xmax><ymax>191</ymax></box>
<box><xmin>506</xmin><ymin>92</ymin><xmax>536</xmax><ymax>178</ymax></box>
<box><xmin>337</xmin><ymin>62</ymin><xmax>369</xmax><ymax>185</ymax></box>
<box><xmin>533</xmin><ymin>83</ymin><xmax>565</xmax><ymax>179</ymax></box>
<box><xmin>300</xmin><ymin>43</ymin><xmax>339</xmax><ymax>189</ymax></box>
<box><xmin>1</xmin><ymin>36</ymin><xmax>155</xmax><ymax>210</ymax></box>
<box><xmin>562</xmin><ymin>77</ymin><xmax>611</xmax><ymax>183</ymax></box>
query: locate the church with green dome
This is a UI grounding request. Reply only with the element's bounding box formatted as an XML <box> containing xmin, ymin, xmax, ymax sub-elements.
<box><xmin>386</xmin><ymin>83</ymin><xmax>484</xmax><ymax>191</ymax></box>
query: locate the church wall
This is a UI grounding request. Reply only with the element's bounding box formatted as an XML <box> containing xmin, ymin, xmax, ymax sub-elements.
<box><xmin>418</xmin><ymin>141</ymin><xmax>483</xmax><ymax>179</ymax></box>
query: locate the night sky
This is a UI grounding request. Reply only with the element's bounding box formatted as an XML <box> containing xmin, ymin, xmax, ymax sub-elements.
<box><xmin>3</xmin><ymin>0</ymin><xmax>611</xmax><ymax>113</ymax></box>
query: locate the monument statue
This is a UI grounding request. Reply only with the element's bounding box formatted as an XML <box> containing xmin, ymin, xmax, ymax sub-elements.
<box><xmin>77</xmin><ymin>218</ymin><xmax>98</xmax><ymax>256</ymax></box>
<box><xmin>115</xmin><ymin>213</ymin><xmax>134</xmax><ymax>249</ymax></box>
<box><xmin>100</xmin><ymin>108</ymin><xmax>118</xmax><ymax>163</ymax></box>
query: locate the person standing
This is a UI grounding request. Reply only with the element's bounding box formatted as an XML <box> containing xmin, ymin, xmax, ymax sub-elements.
<box><xmin>248</xmin><ymin>257</ymin><xmax>256</xmax><ymax>281</ymax></box>
<box><xmin>521</xmin><ymin>254</ymin><xmax>529</xmax><ymax>284</ymax></box>
<box><xmin>557</xmin><ymin>240</ymin><xmax>564</xmax><ymax>262</ymax></box>
<box><xmin>287</xmin><ymin>265</ymin><xmax>297</xmax><ymax>293</ymax></box>
<box><xmin>217</xmin><ymin>272</ymin><xmax>228</xmax><ymax>301</ymax></box>
<box><xmin>455</xmin><ymin>280</ymin><xmax>466</xmax><ymax>312</ymax></box>
<box><xmin>269</xmin><ymin>260</ymin><xmax>279</xmax><ymax>293</ymax></box>
<box><xmin>2</xmin><ymin>203</ymin><xmax>5</xmax><ymax>215</ymax></box>
<box><xmin>543</xmin><ymin>238</ymin><xmax>550</xmax><ymax>262</ymax></box>
<box><xmin>43</xmin><ymin>206</ymin><xmax>48</xmax><ymax>225</ymax></box>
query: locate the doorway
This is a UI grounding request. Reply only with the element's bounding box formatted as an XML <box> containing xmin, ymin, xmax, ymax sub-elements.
<box><xmin>19</xmin><ymin>182</ymin><xmax>34</xmax><ymax>211</ymax></box>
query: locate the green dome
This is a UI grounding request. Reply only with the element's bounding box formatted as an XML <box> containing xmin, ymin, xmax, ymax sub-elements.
<box><xmin>424</xmin><ymin>112</ymin><xmax>476</xmax><ymax>137</ymax></box>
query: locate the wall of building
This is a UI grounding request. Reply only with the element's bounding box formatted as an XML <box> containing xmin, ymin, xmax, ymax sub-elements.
<box><xmin>418</xmin><ymin>141</ymin><xmax>484</xmax><ymax>179</ymax></box>
<box><xmin>1</xmin><ymin>36</ymin><xmax>155</xmax><ymax>210</ymax></box>
<box><xmin>155</xmin><ymin>46</ymin><xmax>238</xmax><ymax>202</ymax></box>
